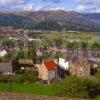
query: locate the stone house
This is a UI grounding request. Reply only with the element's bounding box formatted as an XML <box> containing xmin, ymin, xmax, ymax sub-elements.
<box><xmin>0</xmin><ymin>45</ymin><xmax>7</xmax><ymax>57</ymax></box>
<box><xmin>39</xmin><ymin>60</ymin><xmax>57</xmax><ymax>83</ymax></box>
<box><xmin>0</xmin><ymin>50</ymin><xmax>7</xmax><ymax>57</ymax></box>
<box><xmin>89</xmin><ymin>58</ymin><xmax>100</xmax><ymax>69</ymax></box>
<box><xmin>69</xmin><ymin>56</ymin><xmax>90</xmax><ymax>77</ymax></box>
<box><xmin>17</xmin><ymin>59</ymin><xmax>34</xmax><ymax>71</ymax></box>
<box><xmin>89</xmin><ymin>58</ymin><xmax>100</xmax><ymax>75</ymax></box>
<box><xmin>0</xmin><ymin>61</ymin><xmax>13</xmax><ymax>75</ymax></box>
<box><xmin>36</xmin><ymin>50</ymin><xmax>43</xmax><ymax>57</ymax></box>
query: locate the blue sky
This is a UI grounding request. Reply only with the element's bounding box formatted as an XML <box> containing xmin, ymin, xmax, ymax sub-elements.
<box><xmin>0</xmin><ymin>0</ymin><xmax>100</xmax><ymax>13</ymax></box>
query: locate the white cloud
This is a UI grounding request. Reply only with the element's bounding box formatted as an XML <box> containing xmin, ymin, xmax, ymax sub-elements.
<box><xmin>23</xmin><ymin>4</ymin><xmax>43</xmax><ymax>11</ymax></box>
<box><xmin>95</xmin><ymin>9</ymin><xmax>100</xmax><ymax>13</ymax></box>
<box><xmin>75</xmin><ymin>0</ymin><xmax>100</xmax><ymax>4</ymax></box>
<box><xmin>91</xmin><ymin>0</ymin><xmax>100</xmax><ymax>4</ymax></box>
<box><xmin>0</xmin><ymin>0</ymin><xmax>99</xmax><ymax>13</ymax></box>
<box><xmin>74</xmin><ymin>0</ymin><xmax>100</xmax><ymax>13</ymax></box>
<box><xmin>42</xmin><ymin>0</ymin><xmax>66</xmax><ymax>3</ymax></box>
<box><xmin>22</xmin><ymin>4</ymin><xmax>66</xmax><ymax>11</ymax></box>
<box><xmin>0</xmin><ymin>0</ymin><xmax>13</xmax><ymax>3</ymax></box>
<box><xmin>47</xmin><ymin>7</ymin><xmax>66</xmax><ymax>11</ymax></box>
<box><xmin>76</xmin><ymin>5</ymin><xmax>86</xmax><ymax>12</ymax></box>
<box><xmin>76</xmin><ymin>5</ymin><xmax>100</xmax><ymax>13</ymax></box>
<box><xmin>0</xmin><ymin>0</ymin><xmax>27</xmax><ymax>6</ymax></box>
<box><xmin>0</xmin><ymin>0</ymin><xmax>14</xmax><ymax>4</ymax></box>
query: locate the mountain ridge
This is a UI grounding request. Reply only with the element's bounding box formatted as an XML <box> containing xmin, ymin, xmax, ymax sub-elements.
<box><xmin>0</xmin><ymin>10</ymin><xmax>100</xmax><ymax>31</ymax></box>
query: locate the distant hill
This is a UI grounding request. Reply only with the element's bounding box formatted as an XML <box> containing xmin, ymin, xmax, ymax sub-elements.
<box><xmin>0</xmin><ymin>10</ymin><xmax>100</xmax><ymax>31</ymax></box>
<box><xmin>82</xmin><ymin>13</ymin><xmax>100</xmax><ymax>21</ymax></box>
<box><xmin>0</xmin><ymin>14</ymin><xmax>34</xmax><ymax>29</ymax></box>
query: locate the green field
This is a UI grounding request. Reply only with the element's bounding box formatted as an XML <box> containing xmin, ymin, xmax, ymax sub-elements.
<box><xmin>0</xmin><ymin>82</ymin><xmax>99</xmax><ymax>99</ymax></box>
<box><xmin>95</xmin><ymin>95</ymin><xmax>100</xmax><ymax>100</ymax></box>
<box><xmin>0</xmin><ymin>83</ymin><xmax>55</xmax><ymax>96</ymax></box>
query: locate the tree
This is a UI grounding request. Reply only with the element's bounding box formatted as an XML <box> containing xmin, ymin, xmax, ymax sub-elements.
<box><xmin>95</xmin><ymin>71</ymin><xmax>100</xmax><ymax>82</ymax></box>
<box><xmin>0</xmin><ymin>57</ymin><xmax>3</xmax><ymax>62</ymax></box>
<box><xmin>27</xmin><ymin>49</ymin><xmax>34</xmax><ymax>59</ymax></box>
<box><xmin>18</xmin><ymin>50</ymin><xmax>25</xmax><ymax>59</ymax></box>
<box><xmin>11</xmin><ymin>54</ymin><xmax>19</xmax><ymax>72</ymax></box>
<box><xmin>54</xmin><ymin>38</ymin><xmax>62</xmax><ymax>49</ymax></box>
<box><xmin>55</xmin><ymin>75</ymin><xmax>99</xmax><ymax>98</ymax></box>
<box><xmin>2</xmin><ymin>39</ymin><xmax>15</xmax><ymax>48</ymax></box>
<box><xmin>66</xmin><ymin>41</ymin><xmax>78</xmax><ymax>51</ymax></box>
<box><xmin>91</xmin><ymin>42</ymin><xmax>100</xmax><ymax>51</ymax></box>
<box><xmin>53</xmin><ymin>51</ymin><xmax>62</xmax><ymax>60</ymax></box>
<box><xmin>81</xmin><ymin>41</ymin><xmax>88</xmax><ymax>51</ymax></box>
<box><xmin>25</xmin><ymin>70</ymin><xmax>38</xmax><ymax>82</ymax></box>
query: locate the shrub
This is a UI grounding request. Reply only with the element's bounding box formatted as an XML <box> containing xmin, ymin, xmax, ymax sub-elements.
<box><xmin>82</xmin><ymin>77</ymin><xmax>100</xmax><ymax>98</ymax></box>
<box><xmin>54</xmin><ymin>75</ymin><xmax>99</xmax><ymax>98</ymax></box>
<box><xmin>0</xmin><ymin>75</ymin><xmax>26</xmax><ymax>84</ymax></box>
<box><xmin>25</xmin><ymin>70</ymin><xmax>38</xmax><ymax>83</ymax></box>
<box><xmin>15</xmin><ymin>74</ymin><xmax>26</xmax><ymax>84</ymax></box>
<box><xmin>95</xmin><ymin>71</ymin><xmax>100</xmax><ymax>81</ymax></box>
<box><xmin>0</xmin><ymin>70</ymin><xmax>38</xmax><ymax>84</ymax></box>
<box><xmin>95</xmin><ymin>95</ymin><xmax>100</xmax><ymax>100</ymax></box>
<box><xmin>0</xmin><ymin>75</ymin><xmax>16</xmax><ymax>83</ymax></box>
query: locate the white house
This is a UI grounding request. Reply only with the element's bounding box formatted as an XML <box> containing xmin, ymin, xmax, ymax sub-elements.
<box><xmin>28</xmin><ymin>38</ymin><xmax>42</xmax><ymax>42</ymax></box>
<box><xmin>58</xmin><ymin>58</ymin><xmax>69</xmax><ymax>70</ymax></box>
<box><xmin>0</xmin><ymin>50</ymin><xmax>7</xmax><ymax>57</ymax></box>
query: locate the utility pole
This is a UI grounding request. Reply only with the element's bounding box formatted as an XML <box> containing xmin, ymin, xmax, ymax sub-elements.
<box><xmin>9</xmin><ymin>80</ymin><xmax>11</xmax><ymax>92</ymax></box>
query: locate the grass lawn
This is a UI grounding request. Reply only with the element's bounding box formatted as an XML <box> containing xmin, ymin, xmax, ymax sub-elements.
<box><xmin>94</xmin><ymin>95</ymin><xmax>100</xmax><ymax>100</ymax></box>
<box><xmin>0</xmin><ymin>83</ymin><xmax>99</xmax><ymax>99</ymax></box>
<box><xmin>0</xmin><ymin>83</ymin><xmax>55</xmax><ymax>96</ymax></box>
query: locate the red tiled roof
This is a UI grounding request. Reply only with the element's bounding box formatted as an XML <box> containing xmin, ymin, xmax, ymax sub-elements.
<box><xmin>44</xmin><ymin>60</ymin><xmax>57</xmax><ymax>70</ymax></box>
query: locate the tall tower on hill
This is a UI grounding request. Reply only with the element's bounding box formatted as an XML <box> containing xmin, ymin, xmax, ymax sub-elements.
<box><xmin>43</xmin><ymin>16</ymin><xmax>45</xmax><ymax>21</ymax></box>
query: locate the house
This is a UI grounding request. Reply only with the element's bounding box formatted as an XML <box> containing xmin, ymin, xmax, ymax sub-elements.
<box><xmin>59</xmin><ymin>58</ymin><xmax>69</xmax><ymax>70</ymax></box>
<box><xmin>0</xmin><ymin>44</ymin><xmax>7</xmax><ymax>57</ymax></box>
<box><xmin>0</xmin><ymin>50</ymin><xmax>7</xmax><ymax>57</ymax></box>
<box><xmin>89</xmin><ymin>57</ymin><xmax>100</xmax><ymax>68</ymax></box>
<box><xmin>28</xmin><ymin>38</ymin><xmax>42</xmax><ymax>42</ymax></box>
<box><xmin>18</xmin><ymin>59</ymin><xmax>34</xmax><ymax>71</ymax></box>
<box><xmin>57</xmin><ymin>58</ymin><xmax>69</xmax><ymax>78</ymax></box>
<box><xmin>0</xmin><ymin>61</ymin><xmax>13</xmax><ymax>75</ymax></box>
<box><xmin>39</xmin><ymin>60</ymin><xmax>57</xmax><ymax>84</ymax></box>
<box><xmin>89</xmin><ymin>57</ymin><xmax>100</xmax><ymax>75</ymax></box>
<box><xmin>69</xmin><ymin>56</ymin><xmax>90</xmax><ymax>77</ymax></box>
<box><xmin>36</xmin><ymin>50</ymin><xmax>43</xmax><ymax>57</ymax></box>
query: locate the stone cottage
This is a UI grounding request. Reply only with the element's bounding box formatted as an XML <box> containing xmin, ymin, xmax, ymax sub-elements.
<box><xmin>69</xmin><ymin>55</ymin><xmax>90</xmax><ymax>77</ymax></box>
<box><xmin>18</xmin><ymin>59</ymin><xmax>34</xmax><ymax>71</ymax></box>
<box><xmin>0</xmin><ymin>61</ymin><xmax>13</xmax><ymax>75</ymax></box>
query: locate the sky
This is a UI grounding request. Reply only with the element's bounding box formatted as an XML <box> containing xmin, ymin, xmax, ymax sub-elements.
<box><xmin>0</xmin><ymin>0</ymin><xmax>100</xmax><ymax>13</ymax></box>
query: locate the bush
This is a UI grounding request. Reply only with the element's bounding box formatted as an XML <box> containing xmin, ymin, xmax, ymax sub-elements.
<box><xmin>15</xmin><ymin>74</ymin><xmax>26</xmax><ymax>84</ymax></box>
<box><xmin>0</xmin><ymin>69</ymin><xmax>38</xmax><ymax>84</ymax></box>
<box><xmin>0</xmin><ymin>75</ymin><xmax>16</xmax><ymax>83</ymax></box>
<box><xmin>0</xmin><ymin>75</ymin><xmax>26</xmax><ymax>84</ymax></box>
<box><xmin>25</xmin><ymin>70</ymin><xmax>38</xmax><ymax>83</ymax></box>
<box><xmin>54</xmin><ymin>75</ymin><xmax>99</xmax><ymax>98</ymax></box>
<box><xmin>95</xmin><ymin>71</ymin><xmax>100</xmax><ymax>81</ymax></box>
<box><xmin>82</xmin><ymin>77</ymin><xmax>100</xmax><ymax>98</ymax></box>
<box><xmin>95</xmin><ymin>95</ymin><xmax>100</xmax><ymax>100</ymax></box>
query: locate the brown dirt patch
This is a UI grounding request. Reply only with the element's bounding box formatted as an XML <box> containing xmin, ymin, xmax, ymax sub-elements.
<box><xmin>0</xmin><ymin>92</ymin><xmax>90</xmax><ymax>100</ymax></box>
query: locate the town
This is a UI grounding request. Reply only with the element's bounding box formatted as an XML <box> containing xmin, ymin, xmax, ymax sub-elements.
<box><xmin>0</xmin><ymin>0</ymin><xmax>100</xmax><ymax>99</ymax></box>
<box><xmin>0</xmin><ymin>26</ymin><xmax>100</xmax><ymax>99</ymax></box>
